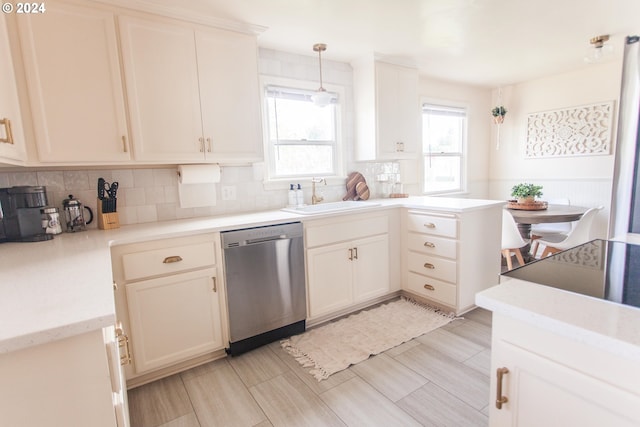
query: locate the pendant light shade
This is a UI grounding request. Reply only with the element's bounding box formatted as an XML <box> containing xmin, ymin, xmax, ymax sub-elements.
<box><xmin>311</xmin><ymin>43</ymin><xmax>332</xmax><ymax>107</ymax></box>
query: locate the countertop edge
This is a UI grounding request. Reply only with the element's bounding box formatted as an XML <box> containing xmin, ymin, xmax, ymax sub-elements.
<box><xmin>476</xmin><ymin>280</ymin><xmax>640</xmax><ymax>360</ymax></box>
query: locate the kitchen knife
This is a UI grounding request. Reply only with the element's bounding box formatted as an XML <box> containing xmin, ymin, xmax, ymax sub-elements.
<box><xmin>98</xmin><ymin>178</ymin><xmax>105</xmax><ymax>199</ymax></box>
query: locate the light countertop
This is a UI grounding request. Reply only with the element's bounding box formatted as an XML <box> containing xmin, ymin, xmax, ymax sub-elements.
<box><xmin>0</xmin><ymin>196</ymin><xmax>504</xmax><ymax>353</ymax></box>
<box><xmin>476</xmin><ymin>277</ymin><xmax>640</xmax><ymax>360</ymax></box>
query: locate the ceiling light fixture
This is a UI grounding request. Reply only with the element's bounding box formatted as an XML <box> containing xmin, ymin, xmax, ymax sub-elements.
<box><xmin>584</xmin><ymin>34</ymin><xmax>613</xmax><ymax>63</ymax></box>
<box><xmin>311</xmin><ymin>43</ymin><xmax>332</xmax><ymax>107</ymax></box>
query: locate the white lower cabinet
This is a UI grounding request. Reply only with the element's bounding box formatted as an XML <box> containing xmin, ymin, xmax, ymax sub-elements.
<box><xmin>126</xmin><ymin>268</ymin><xmax>223</xmax><ymax>373</ymax></box>
<box><xmin>305</xmin><ymin>213</ymin><xmax>391</xmax><ymax>320</ymax></box>
<box><xmin>402</xmin><ymin>206</ymin><xmax>502</xmax><ymax>314</ymax></box>
<box><xmin>0</xmin><ymin>328</ymin><xmax>128</xmax><ymax>427</ymax></box>
<box><xmin>489</xmin><ymin>314</ymin><xmax>640</xmax><ymax>426</ymax></box>
<box><xmin>111</xmin><ymin>233</ymin><xmax>227</xmax><ymax>384</ymax></box>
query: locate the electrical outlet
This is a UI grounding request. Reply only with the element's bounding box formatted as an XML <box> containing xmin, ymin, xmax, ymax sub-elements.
<box><xmin>222</xmin><ymin>185</ymin><xmax>237</xmax><ymax>201</ymax></box>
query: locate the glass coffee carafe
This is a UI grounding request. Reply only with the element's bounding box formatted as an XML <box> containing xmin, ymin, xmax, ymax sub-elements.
<box><xmin>62</xmin><ymin>194</ymin><xmax>93</xmax><ymax>232</ymax></box>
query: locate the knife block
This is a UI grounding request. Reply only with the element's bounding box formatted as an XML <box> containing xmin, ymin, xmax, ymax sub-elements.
<box><xmin>97</xmin><ymin>198</ymin><xmax>120</xmax><ymax>230</ymax></box>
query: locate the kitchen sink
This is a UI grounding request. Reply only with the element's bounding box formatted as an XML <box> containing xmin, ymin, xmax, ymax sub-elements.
<box><xmin>281</xmin><ymin>200</ymin><xmax>381</xmax><ymax>215</ymax></box>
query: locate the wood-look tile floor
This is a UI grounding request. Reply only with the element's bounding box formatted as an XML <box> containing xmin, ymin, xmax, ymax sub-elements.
<box><xmin>127</xmin><ymin>308</ymin><xmax>492</xmax><ymax>427</ymax></box>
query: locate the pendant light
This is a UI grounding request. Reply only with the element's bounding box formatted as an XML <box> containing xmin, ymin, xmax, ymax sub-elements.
<box><xmin>311</xmin><ymin>43</ymin><xmax>332</xmax><ymax>107</ymax></box>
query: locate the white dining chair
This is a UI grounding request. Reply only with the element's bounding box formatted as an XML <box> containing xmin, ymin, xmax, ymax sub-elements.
<box><xmin>536</xmin><ymin>206</ymin><xmax>603</xmax><ymax>257</ymax></box>
<box><xmin>502</xmin><ymin>210</ymin><xmax>528</xmax><ymax>270</ymax></box>
<box><xmin>530</xmin><ymin>198</ymin><xmax>571</xmax><ymax>258</ymax></box>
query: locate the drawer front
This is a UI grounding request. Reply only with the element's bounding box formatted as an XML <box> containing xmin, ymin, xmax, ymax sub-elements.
<box><xmin>122</xmin><ymin>242</ymin><xmax>216</xmax><ymax>281</ymax></box>
<box><xmin>407</xmin><ymin>272</ymin><xmax>457</xmax><ymax>306</ymax></box>
<box><xmin>407</xmin><ymin>232</ymin><xmax>457</xmax><ymax>259</ymax></box>
<box><xmin>407</xmin><ymin>251</ymin><xmax>457</xmax><ymax>284</ymax></box>
<box><xmin>406</xmin><ymin>212</ymin><xmax>457</xmax><ymax>238</ymax></box>
<box><xmin>306</xmin><ymin>214</ymin><xmax>388</xmax><ymax>248</ymax></box>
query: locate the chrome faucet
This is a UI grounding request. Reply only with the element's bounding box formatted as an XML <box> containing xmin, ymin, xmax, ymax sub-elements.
<box><xmin>311</xmin><ymin>177</ymin><xmax>326</xmax><ymax>205</ymax></box>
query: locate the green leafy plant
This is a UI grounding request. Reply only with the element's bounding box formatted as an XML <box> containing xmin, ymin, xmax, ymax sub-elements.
<box><xmin>511</xmin><ymin>183</ymin><xmax>543</xmax><ymax>199</ymax></box>
<box><xmin>491</xmin><ymin>106</ymin><xmax>507</xmax><ymax>117</ymax></box>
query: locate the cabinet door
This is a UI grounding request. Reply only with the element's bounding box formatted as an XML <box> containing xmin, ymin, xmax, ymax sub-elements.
<box><xmin>307</xmin><ymin>242</ymin><xmax>353</xmax><ymax>318</ymax></box>
<box><xmin>491</xmin><ymin>340</ymin><xmax>640</xmax><ymax>426</ymax></box>
<box><xmin>119</xmin><ymin>16</ymin><xmax>204</xmax><ymax>162</ymax></box>
<box><xmin>196</xmin><ymin>29</ymin><xmax>263</xmax><ymax>163</ymax></box>
<box><xmin>353</xmin><ymin>234</ymin><xmax>390</xmax><ymax>302</ymax></box>
<box><xmin>375</xmin><ymin>62</ymin><xmax>419</xmax><ymax>159</ymax></box>
<box><xmin>18</xmin><ymin>2</ymin><xmax>130</xmax><ymax>163</ymax></box>
<box><xmin>0</xmin><ymin>14</ymin><xmax>26</xmax><ymax>164</ymax></box>
<box><xmin>125</xmin><ymin>268</ymin><xmax>223</xmax><ymax>373</ymax></box>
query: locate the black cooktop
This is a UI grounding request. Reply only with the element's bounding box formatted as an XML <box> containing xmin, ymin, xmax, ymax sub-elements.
<box><xmin>502</xmin><ymin>239</ymin><xmax>640</xmax><ymax>309</ymax></box>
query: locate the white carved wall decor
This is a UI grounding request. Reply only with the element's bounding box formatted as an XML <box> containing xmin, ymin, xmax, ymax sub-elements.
<box><xmin>525</xmin><ymin>101</ymin><xmax>614</xmax><ymax>158</ymax></box>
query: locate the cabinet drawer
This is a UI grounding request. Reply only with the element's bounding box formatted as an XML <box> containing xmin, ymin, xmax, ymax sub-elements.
<box><xmin>306</xmin><ymin>214</ymin><xmax>388</xmax><ymax>248</ymax></box>
<box><xmin>407</xmin><ymin>251</ymin><xmax>457</xmax><ymax>284</ymax></box>
<box><xmin>122</xmin><ymin>242</ymin><xmax>216</xmax><ymax>281</ymax></box>
<box><xmin>406</xmin><ymin>272</ymin><xmax>457</xmax><ymax>306</ymax></box>
<box><xmin>407</xmin><ymin>232</ymin><xmax>457</xmax><ymax>259</ymax></box>
<box><xmin>406</xmin><ymin>212</ymin><xmax>457</xmax><ymax>238</ymax></box>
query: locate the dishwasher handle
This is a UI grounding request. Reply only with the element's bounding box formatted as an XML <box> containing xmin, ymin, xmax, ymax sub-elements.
<box><xmin>244</xmin><ymin>235</ymin><xmax>289</xmax><ymax>245</ymax></box>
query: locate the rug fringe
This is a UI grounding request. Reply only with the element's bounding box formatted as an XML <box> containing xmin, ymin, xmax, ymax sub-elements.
<box><xmin>280</xmin><ymin>339</ymin><xmax>330</xmax><ymax>381</ymax></box>
<box><xmin>400</xmin><ymin>295</ymin><xmax>459</xmax><ymax>320</ymax></box>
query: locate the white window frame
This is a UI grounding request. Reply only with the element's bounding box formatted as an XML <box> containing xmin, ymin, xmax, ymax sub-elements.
<box><xmin>421</xmin><ymin>98</ymin><xmax>468</xmax><ymax>195</ymax></box>
<box><xmin>260</xmin><ymin>76</ymin><xmax>346</xmax><ymax>188</ymax></box>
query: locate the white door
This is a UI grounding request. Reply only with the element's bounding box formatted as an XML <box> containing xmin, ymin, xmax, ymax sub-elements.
<box><xmin>125</xmin><ymin>268</ymin><xmax>223</xmax><ymax>373</ymax></box>
<box><xmin>18</xmin><ymin>2</ymin><xmax>130</xmax><ymax>162</ymax></box>
<box><xmin>0</xmin><ymin>14</ymin><xmax>26</xmax><ymax>163</ymax></box>
<box><xmin>307</xmin><ymin>242</ymin><xmax>353</xmax><ymax>318</ymax></box>
<box><xmin>352</xmin><ymin>234</ymin><xmax>390</xmax><ymax>302</ymax></box>
<box><xmin>491</xmin><ymin>340</ymin><xmax>640</xmax><ymax>426</ymax></box>
<box><xmin>196</xmin><ymin>28</ymin><xmax>263</xmax><ymax>163</ymax></box>
<box><xmin>119</xmin><ymin>15</ymin><xmax>204</xmax><ymax>162</ymax></box>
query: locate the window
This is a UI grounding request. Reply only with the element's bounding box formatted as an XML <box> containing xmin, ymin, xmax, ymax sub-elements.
<box><xmin>422</xmin><ymin>103</ymin><xmax>467</xmax><ymax>194</ymax></box>
<box><xmin>263</xmin><ymin>82</ymin><xmax>342</xmax><ymax>181</ymax></box>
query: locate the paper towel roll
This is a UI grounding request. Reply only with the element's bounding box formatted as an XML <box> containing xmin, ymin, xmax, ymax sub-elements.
<box><xmin>178</xmin><ymin>164</ymin><xmax>221</xmax><ymax>184</ymax></box>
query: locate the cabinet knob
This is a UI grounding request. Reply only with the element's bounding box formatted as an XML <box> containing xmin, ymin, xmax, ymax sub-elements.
<box><xmin>424</xmin><ymin>242</ymin><xmax>436</xmax><ymax>248</ymax></box>
<box><xmin>424</xmin><ymin>223</ymin><xmax>436</xmax><ymax>228</ymax></box>
<box><xmin>163</xmin><ymin>255</ymin><xmax>183</xmax><ymax>264</ymax></box>
<box><xmin>496</xmin><ymin>367</ymin><xmax>509</xmax><ymax>409</ymax></box>
<box><xmin>424</xmin><ymin>262</ymin><xmax>435</xmax><ymax>269</ymax></box>
<box><xmin>423</xmin><ymin>284</ymin><xmax>435</xmax><ymax>291</ymax></box>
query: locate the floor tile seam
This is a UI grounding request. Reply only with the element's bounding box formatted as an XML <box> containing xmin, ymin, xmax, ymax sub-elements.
<box><xmin>418</xmin><ymin>372</ymin><xmax>490</xmax><ymax>412</ymax></box>
<box><xmin>227</xmin><ymin>350</ymin><xmax>293</xmax><ymax>390</ymax></box>
<box><xmin>351</xmin><ymin>364</ymin><xmax>431</xmax><ymax>404</ymax></box>
<box><xmin>178</xmin><ymin>373</ymin><xmax>204</xmax><ymax>427</ymax></box>
<box><xmin>397</xmin><ymin>381</ymin><xmax>490</xmax><ymax>422</ymax></box>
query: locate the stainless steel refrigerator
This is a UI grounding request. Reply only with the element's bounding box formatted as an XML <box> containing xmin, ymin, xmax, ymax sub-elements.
<box><xmin>609</xmin><ymin>35</ymin><xmax>640</xmax><ymax>239</ymax></box>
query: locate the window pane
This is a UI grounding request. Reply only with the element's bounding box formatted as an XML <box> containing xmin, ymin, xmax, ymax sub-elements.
<box><xmin>422</xmin><ymin>107</ymin><xmax>464</xmax><ymax>153</ymax></box>
<box><xmin>267</xmin><ymin>97</ymin><xmax>335</xmax><ymax>141</ymax></box>
<box><xmin>274</xmin><ymin>145</ymin><xmax>333</xmax><ymax>176</ymax></box>
<box><xmin>423</xmin><ymin>156</ymin><xmax>461</xmax><ymax>193</ymax></box>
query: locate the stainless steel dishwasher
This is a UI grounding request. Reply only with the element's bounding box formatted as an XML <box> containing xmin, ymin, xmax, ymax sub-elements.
<box><xmin>222</xmin><ymin>222</ymin><xmax>306</xmax><ymax>355</ymax></box>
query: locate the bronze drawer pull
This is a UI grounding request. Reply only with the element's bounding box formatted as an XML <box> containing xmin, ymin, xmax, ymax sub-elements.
<box><xmin>423</xmin><ymin>284</ymin><xmax>435</xmax><ymax>291</ymax></box>
<box><xmin>496</xmin><ymin>367</ymin><xmax>509</xmax><ymax>409</ymax></box>
<box><xmin>424</xmin><ymin>262</ymin><xmax>435</xmax><ymax>269</ymax></box>
<box><xmin>163</xmin><ymin>255</ymin><xmax>183</xmax><ymax>264</ymax></box>
<box><xmin>0</xmin><ymin>118</ymin><xmax>14</xmax><ymax>144</ymax></box>
<box><xmin>424</xmin><ymin>242</ymin><xmax>435</xmax><ymax>248</ymax></box>
<box><xmin>424</xmin><ymin>222</ymin><xmax>436</xmax><ymax>228</ymax></box>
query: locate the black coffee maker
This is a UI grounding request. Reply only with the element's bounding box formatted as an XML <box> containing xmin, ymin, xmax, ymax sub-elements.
<box><xmin>0</xmin><ymin>186</ymin><xmax>53</xmax><ymax>242</ymax></box>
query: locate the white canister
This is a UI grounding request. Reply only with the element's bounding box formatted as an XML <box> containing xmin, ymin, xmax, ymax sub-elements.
<box><xmin>41</xmin><ymin>207</ymin><xmax>62</xmax><ymax>235</ymax></box>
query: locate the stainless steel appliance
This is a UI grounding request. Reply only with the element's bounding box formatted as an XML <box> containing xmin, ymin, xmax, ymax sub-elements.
<box><xmin>222</xmin><ymin>222</ymin><xmax>306</xmax><ymax>355</ymax></box>
<box><xmin>0</xmin><ymin>186</ymin><xmax>52</xmax><ymax>242</ymax></box>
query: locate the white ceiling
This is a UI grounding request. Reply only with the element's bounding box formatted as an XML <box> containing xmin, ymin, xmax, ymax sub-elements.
<box><xmin>119</xmin><ymin>0</ymin><xmax>640</xmax><ymax>88</ymax></box>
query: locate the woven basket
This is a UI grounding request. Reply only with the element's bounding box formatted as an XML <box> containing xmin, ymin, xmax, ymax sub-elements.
<box><xmin>506</xmin><ymin>200</ymin><xmax>548</xmax><ymax>211</ymax></box>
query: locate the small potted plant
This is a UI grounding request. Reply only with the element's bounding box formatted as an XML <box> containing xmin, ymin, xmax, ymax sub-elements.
<box><xmin>492</xmin><ymin>106</ymin><xmax>507</xmax><ymax>124</ymax></box>
<box><xmin>511</xmin><ymin>183</ymin><xmax>543</xmax><ymax>204</ymax></box>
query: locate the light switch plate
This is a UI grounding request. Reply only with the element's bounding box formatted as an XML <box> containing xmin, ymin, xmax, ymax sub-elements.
<box><xmin>222</xmin><ymin>185</ymin><xmax>237</xmax><ymax>201</ymax></box>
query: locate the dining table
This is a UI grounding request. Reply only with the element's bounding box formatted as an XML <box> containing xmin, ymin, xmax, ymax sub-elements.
<box><xmin>506</xmin><ymin>203</ymin><xmax>590</xmax><ymax>262</ymax></box>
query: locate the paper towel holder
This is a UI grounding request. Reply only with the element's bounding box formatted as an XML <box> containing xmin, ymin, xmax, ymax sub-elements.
<box><xmin>176</xmin><ymin>164</ymin><xmax>223</xmax><ymax>179</ymax></box>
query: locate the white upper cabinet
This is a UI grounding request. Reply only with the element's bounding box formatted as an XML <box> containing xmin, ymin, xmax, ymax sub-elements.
<box><xmin>353</xmin><ymin>57</ymin><xmax>420</xmax><ymax>161</ymax></box>
<box><xmin>119</xmin><ymin>15</ymin><xmax>263</xmax><ymax>163</ymax></box>
<box><xmin>17</xmin><ymin>1</ymin><xmax>131</xmax><ymax>163</ymax></box>
<box><xmin>0</xmin><ymin>14</ymin><xmax>27</xmax><ymax>164</ymax></box>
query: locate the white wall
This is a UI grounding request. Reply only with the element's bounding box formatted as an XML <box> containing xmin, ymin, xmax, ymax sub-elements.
<box><xmin>417</xmin><ymin>76</ymin><xmax>493</xmax><ymax>198</ymax></box>
<box><xmin>488</xmin><ymin>60</ymin><xmax>624</xmax><ymax>238</ymax></box>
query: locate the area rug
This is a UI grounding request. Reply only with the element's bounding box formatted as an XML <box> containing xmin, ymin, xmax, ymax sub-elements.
<box><xmin>281</xmin><ymin>297</ymin><xmax>456</xmax><ymax>381</ymax></box>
